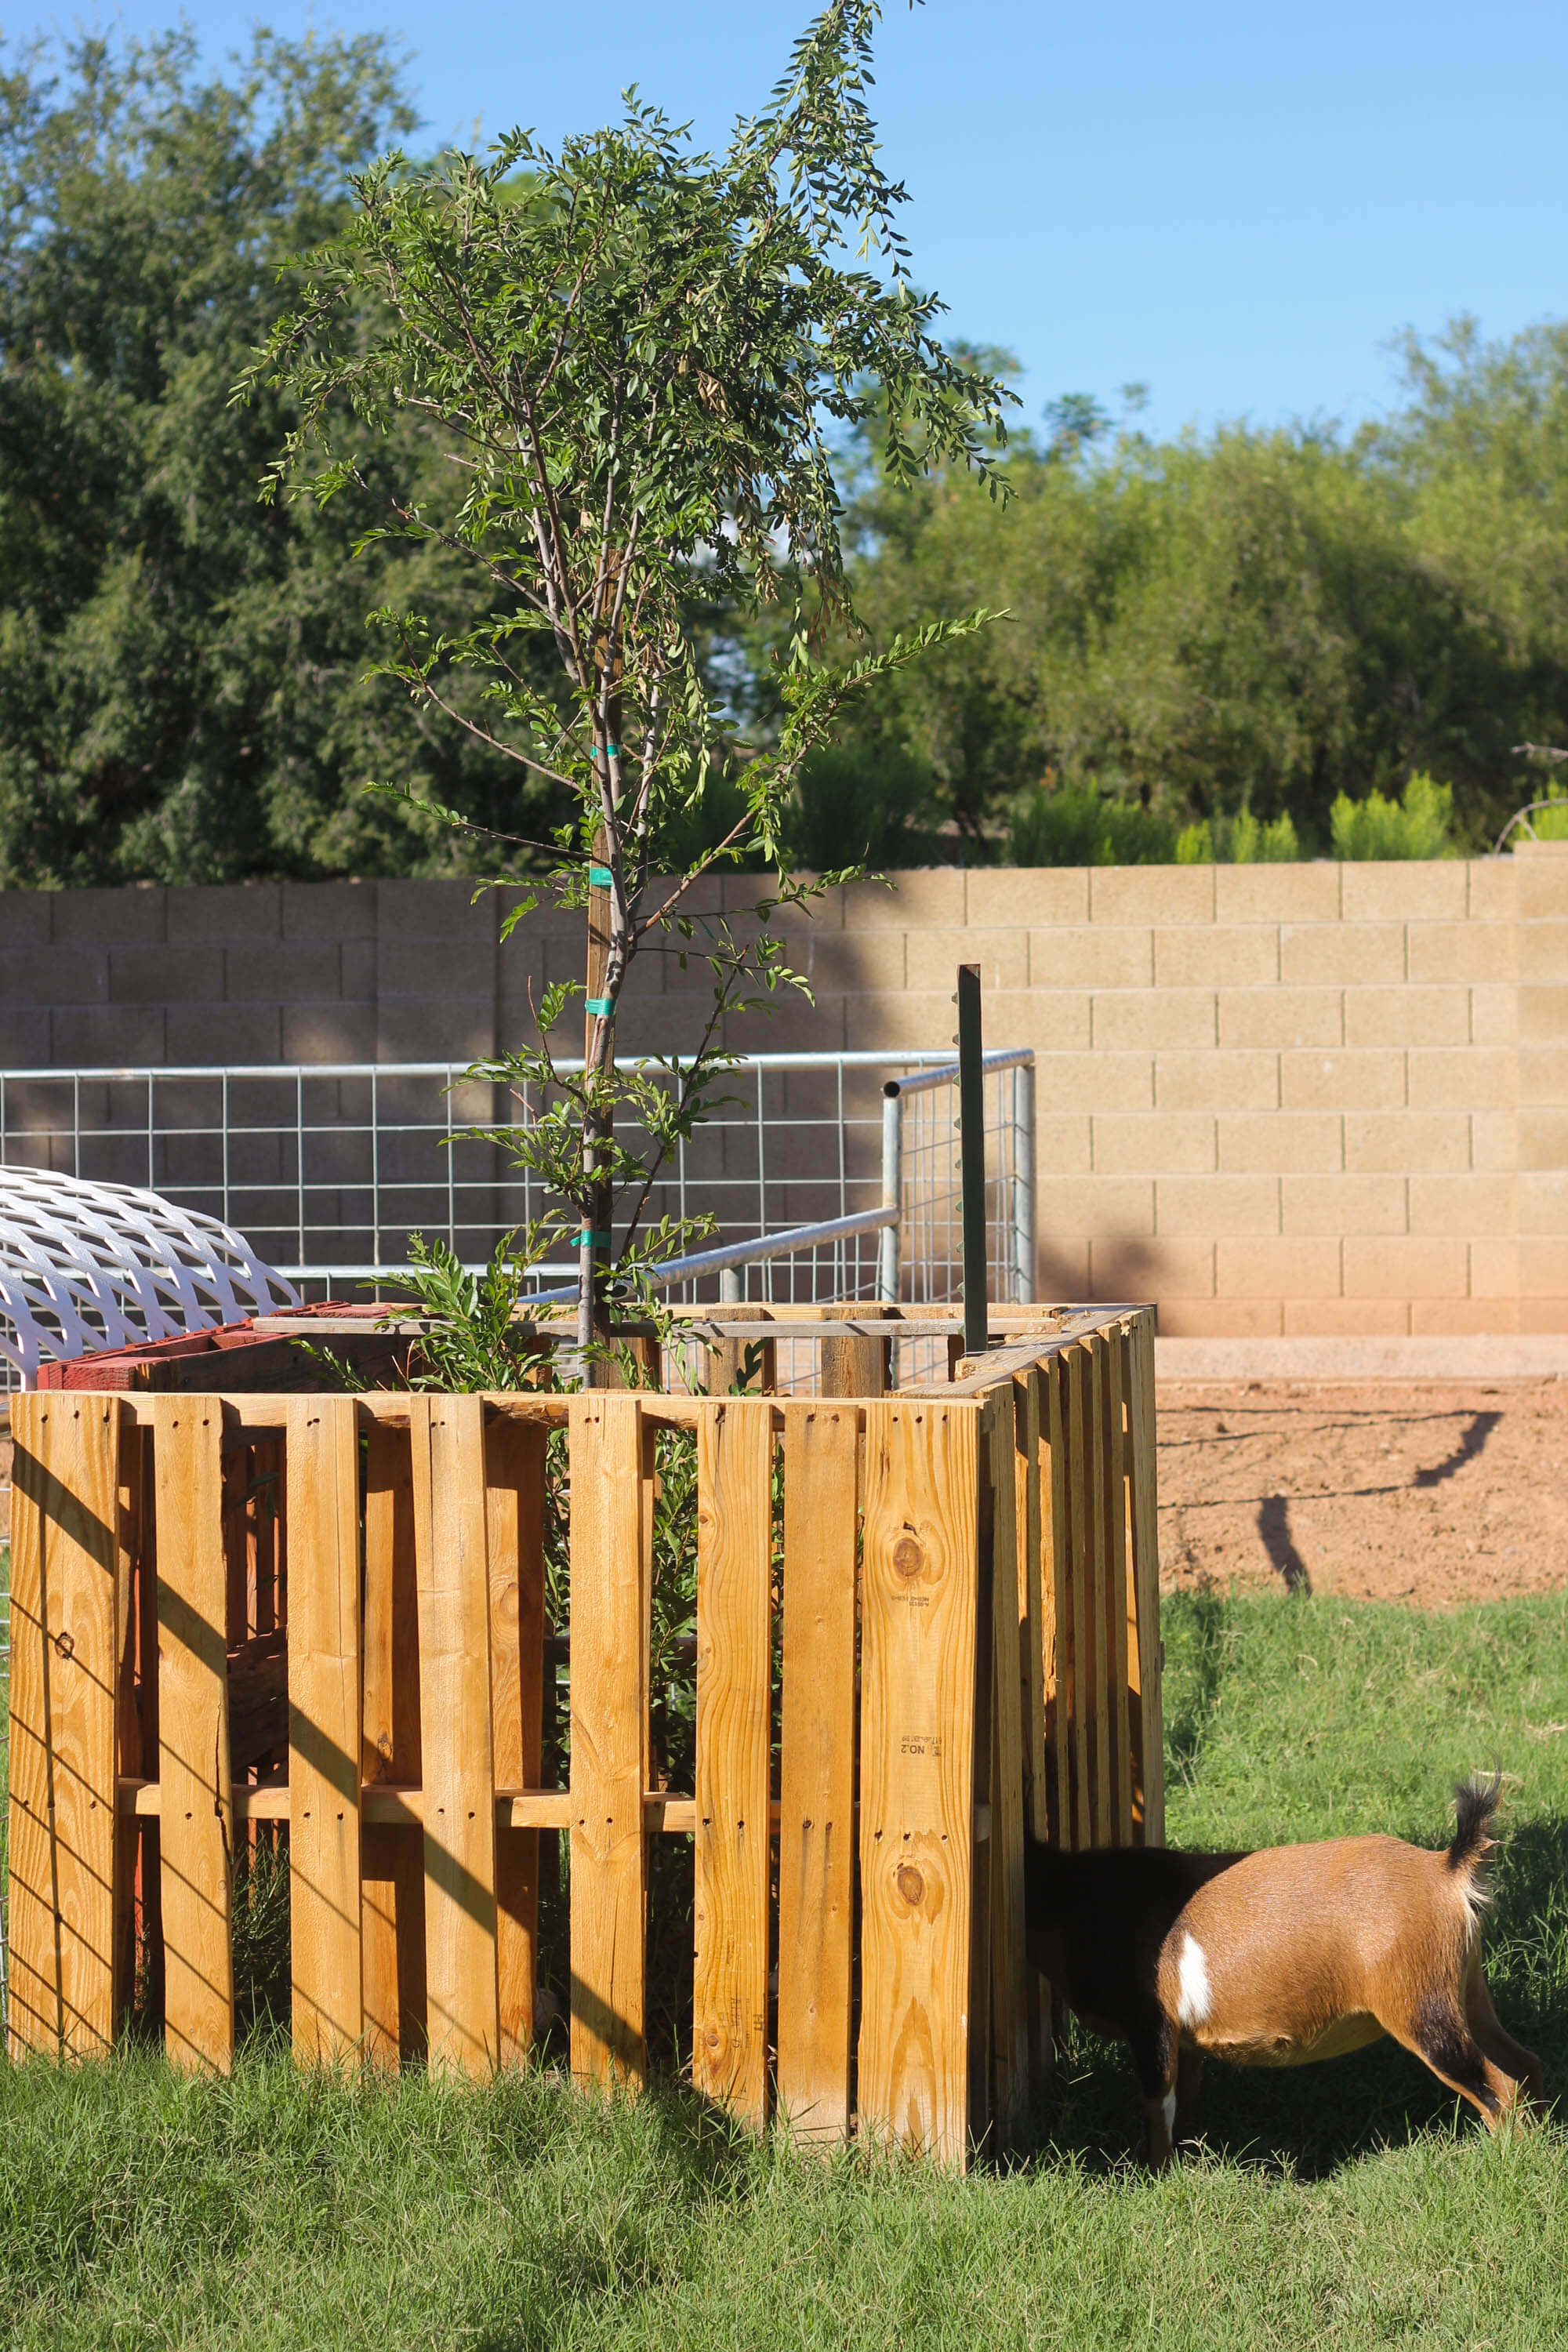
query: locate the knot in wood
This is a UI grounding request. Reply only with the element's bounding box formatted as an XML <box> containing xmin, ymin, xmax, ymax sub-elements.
<box><xmin>895</xmin><ymin>1864</ymin><xmax>925</xmax><ymax>1907</ymax></box>
<box><xmin>891</xmin><ymin>1534</ymin><xmax>924</xmax><ymax>1582</ymax></box>
<box><xmin>53</xmin><ymin>1628</ymin><xmax>75</xmax><ymax>1662</ymax></box>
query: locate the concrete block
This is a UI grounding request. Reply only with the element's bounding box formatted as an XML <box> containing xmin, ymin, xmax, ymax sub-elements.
<box><xmin>840</xmin><ymin>871</ymin><xmax>964</xmax><ymax>929</ymax></box>
<box><xmin>1092</xmin><ymin>989</ymin><xmax>1214</xmax><ymax>1051</ymax></box>
<box><xmin>225</xmin><ymin>942</ymin><xmax>346</xmax><ymax>1005</ymax></box>
<box><xmin>1088</xmin><ymin>866</ymin><xmax>1215</xmax><ymax>925</ymax></box>
<box><xmin>50</xmin><ymin>1005</ymin><xmax>165</xmax><ymax>1064</ymax></box>
<box><xmin>1519</xmin><ymin>1173</ymin><xmax>1568</xmax><ymax>1235</ymax></box>
<box><xmin>0</xmin><ymin>946</ymin><xmax>108</xmax><ymax>1007</ymax></box>
<box><xmin>1218</xmin><ymin>987</ymin><xmax>1342</xmax><ymax>1049</ymax></box>
<box><xmin>1281</xmin><ymin>1174</ymin><xmax>1407</xmax><ymax>1236</ymax></box>
<box><xmin>1285</xmin><ymin>1299</ymin><xmax>1411</xmax><ymax>1337</ymax></box>
<box><xmin>1088</xmin><ymin>1236</ymin><xmax>1216</xmax><ymax>1298</ymax></box>
<box><xmin>1344</xmin><ymin>986</ymin><xmax>1469</xmax><ymax>1048</ymax></box>
<box><xmin>1154</xmin><ymin>925</ymin><xmax>1279</xmax><ymax>987</ymax></box>
<box><xmin>109</xmin><ymin>945</ymin><xmax>223</xmax><ymax>1006</ymax></box>
<box><xmin>1282</xmin><ymin>1049</ymin><xmax>1406</xmax><ymax>1111</ymax></box>
<box><xmin>1214</xmin><ymin>862</ymin><xmax>1341</xmax><ymax>924</ymax></box>
<box><xmin>1519</xmin><ymin>985</ymin><xmax>1568</xmax><ymax>1044</ymax></box>
<box><xmin>281</xmin><ymin>1005</ymin><xmax>379</xmax><ymax>1063</ymax></box>
<box><xmin>724</xmin><ymin>997</ymin><xmax>848</xmax><ymax>1054</ymax></box>
<box><xmin>1407</xmin><ymin>921</ymin><xmax>1515</xmax><ymax>984</ymax></box>
<box><xmin>1216</xmin><ymin>1236</ymin><xmax>1342</xmax><ymax>1298</ymax></box>
<box><xmin>1155</xmin><ymin>1174</ymin><xmax>1279</xmax><ymax>1235</ymax></box>
<box><xmin>1515</xmin><ymin>1239</ymin><xmax>1568</xmax><ymax>1296</ymax></box>
<box><xmin>1029</xmin><ymin>925</ymin><xmax>1152</xmax><ymax>989</ymax></box>
<box><xmin>1035</xmin><ymin>1175</ymin><xmax>1155</xmax><ymax>1235</ymax></box>
<box><xmin>1517</xmin><ymin>920</ymin><xmax>1568</xmax><ymax>983</ymax></box>
<box><xmin>1036</xmin><ymin>1236</ymin><xmax>1092</xmax><ymax>1298</ymax></box>
<box><xmin>1092</xmin><ymin>1112</ymin><xmax>1215</xmax><ymax>1174</ymax></box>
<box><xmin>845</xmin><ymin>990</ymin><xmax>966</xmax><ymax>1052</ymax></box>
<box><xmin>1155</xmin><ymin>1050</ymin><xmax>1279</xmax><ymax>1112</ymax></box>
<box><xmin>167</xmin><ymin>884</ymin><xmax>281</xmax><ymax>941</ymax></box>
<box><xmin>1469</xmin><ymin>985</ymin><xmax>1517</xmax><ymax>1047</ymax></box>
<box><xmin>378</xmin><ymin>878</ymin><xmax>496</xmax><ymax>942</ymax></box>
<box><xmin>1514</xmin><ymin>843</ymin><xmax>1568</xmax><ymax>921</ymax></box>
<box><xmin>1519</xmin><ymin>1111</ymin><xmax>1568</xmax><ymax>1171</ymax></box>
<box><xmin>0</xmin><ymin>892</ymin><xmax>53</xmax><ymax>948</ymax></box>
<box><xmin>1518</xmin><ymin>1047</ymin><xmax>1568</xmax><ymax>1106</ymax></box>
<box><xmin>1034</xmin><ymin>1116</ymin><xmax>1094</xmax><ymax>1176</ymax></box>
<box><xmin>166</xmin><ymin>1004</ymin><xmax>280</xmax><ymax>1065</ymax></box>
<box><xmin>1520</xmin><ymin>1298</ymin><xmax>1568</xmax><ymax>1334</ymax></box>
<box><xmin>49</xmin><ymin>886</ymin><xmax>166</xmax><ymax>946</ymax></box>
<box><xmin>377</xmin><ymin>940</ymin><xmax>495</xmax><ymax>1003</ymax></box>
<box><xmin>793</xmin><ymin>929</ymin><xmax>908</xmax><ymax>994</ymax></box>
<box><xmin>1031</xmin><ymin>1050</ymin><xmax>1152</xmax><ymax>1111</ymax></box>
<box><xmin>1339</xmin><ymin>861</ymin><xmax>1467</xmax><ymax>922</ymax></box>
<box><xmin>1218</xmin><ymin>1112</ymin><xmax>1344</xmax><ymax>1174</ymax></box>
<box><xmin>282</xmin><ymin>880</ymin><xmax>378</xmax><ymax>940</ymax></box>
<box><xmin>916</xmin><ymin>927</ymin><xmax>1029</xmax><ymax>993</ymax></box>
<box><xmin>340</xmin><ymin>940</ymin><xmax>379</xmax><ymax>1003</ymax></box>
<box><xmin>0</xmin><ymin>1010</ymin><xmax>50</xmax><ymax>1065</ymax></box>
<box><xmin>1342</xmin><ymin>1236</ymin><xmax>1468</xmax><ymax>1298</ymax></box>
<box><xmin>1469</xmin><ymin>1238</ymin><xmax>1520</xmax><ymax>1298</ymax></box>
<box><xmin>1471</xmin><ymin>1111</ymin><xmax>1518</xmax><ymax>1171</ymax></box>
<box><xmin>1345</xmin><ymin>1111</ymin><xmax>1469</xmax><ymax>1174</ymax></box>
<box><xmin>1410</xmin><ymin>1300</ymin><xmax>1520</xmax><ymax>1336</ymax></box>
<box><xmin>967</xmin><ymin>869</ymin><xmax>1091</xmax><ymax>926</ymax></box>
<box><xmin>1406</xmin><ymin>1174</ymin><xmax>1516</xmax><ymax>1236</ymax></box>
<box><xmin>1280</xmin><ymin>922</ymin><xmax>1406</xmax><ymax>985</ymax></box>
<box><xmin>1467</xmin><ymin>858</ymin><xmax>1517</xmax><ymax>923</ymax></box>
<box><xmin>1156</xmin><ymin>1298</ymin><xmax>1284</xmax><ymax>1338</ymax></box>
<box><xmin>1406</xmin><ymin>1047</ymin><xmax>1516</xmax><ymax>1111</ymax></box>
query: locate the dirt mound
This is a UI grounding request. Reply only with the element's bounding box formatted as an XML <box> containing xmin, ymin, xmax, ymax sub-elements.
<box><xmin>1156</xmin><ymin>1378</ymin><xmax>1568</xmax><ymax>1607</ymax></box>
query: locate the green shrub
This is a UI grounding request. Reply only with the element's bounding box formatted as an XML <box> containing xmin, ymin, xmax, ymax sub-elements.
<box><xmin>1005</xmin><ymin>782</ymin><xmax>1178</xmax><ymax>866</ymax></box>
<box><xmin>1329</xmin><ymin>770</ymin><xmax>1454</xmax><ymax>859</ymax></box>
<box><xmin>1528</xmin><ymin>782</ymin><xmax>1568</xmax><ymax>841</ymax></box>
<box><xmin>1175</xmin><ymin>807</ymin><xmax>1301</xmax><ymax>863</ymax></box>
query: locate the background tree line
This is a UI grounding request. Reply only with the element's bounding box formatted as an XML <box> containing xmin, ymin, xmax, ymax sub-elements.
<box><xmin>3</xmin><ymin>27</ymin><xmax>1565</xmax><ymax>884</ymax></box>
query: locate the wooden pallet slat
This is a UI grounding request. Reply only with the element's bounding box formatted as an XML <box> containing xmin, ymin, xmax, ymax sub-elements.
<box><xmin>858</xmin><ymin>1399</ymin><xmax>979</xmax><ymax>2169</ymax></box>
<box><xmin>5</xmin><ymin>1395</ymin><xmax>123</xmax><ymax>2058</ymax></box>
<box><xmin>1014</xmin><ymin>1371</ymin><xmax>1044</xmax><ymax>1842</ymax></box>
<box><xmin>985</xmin><ymin>1393</ymin><xmax>1029</xmax><ymax>2145</ymax></box>
<box><xmin>286</xmin><ymin>1397</ymin><xmax>364</xmax><ymax>2062</ymax></box>
<box><xmin>776</xmin><ymin>1402</ymin><xmax>858</xmax><ymax>2144</ymax></box>
<box><xmin>361</xmin><ymin>1421</ymin><xmax>425</xmax><ymax>2064</ymax></box>
<box><xmin>1063</xmin><ymin>1347</ymin><xmax>1094</xmax><ymax>1849</ymax></box>
<box><xmin>568</xmin><ymin>1393</ymin><xmax>648</xmax><ymax>2090</ymax></box>
<box><xmin>693</xmin><ymin>1400</ymin><xmax>775</xmax><ymax>2124</ymax></box>
<box><xmin>1040</xmin><ymin>1356</ymin><xmax>1072</xmax><ymax>1852</ymax></box>
<box><xmin>411</xmin><ymin>1395</ymin><xmax>499</xmax><ymax>2077</ymax></box>
<box><xmin>1099</xmin><ymin>1334</ymin><xmax>1134</xmax><ymax>1847</ymax></box>
<box><xmin>153</xmin><ymin>1397</ymin><xmax>234</xmax><ymax>2074</ymax></box>
<box><xmin>486</xmin><ymin>1415</ymin><xmax>546</xmax><ymax>2067</ymax></box>
<box><xmin>1128</xmin><ymin>1311</ymin><xmax>1166</xmax><ymax>1846</ymax></box>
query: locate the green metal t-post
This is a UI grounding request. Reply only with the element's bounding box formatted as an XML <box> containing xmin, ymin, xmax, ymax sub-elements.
<box><xmin>957</xmin><ymin>963</ymin><xmax>989</xmax><ymax>1360</ymax></box>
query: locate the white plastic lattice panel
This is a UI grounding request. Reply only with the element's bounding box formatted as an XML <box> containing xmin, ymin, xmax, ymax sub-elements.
<box><xmin>0</xmin><ymin>1166</ymin><xmax>300</xmax><ymax>1385</ymax></box>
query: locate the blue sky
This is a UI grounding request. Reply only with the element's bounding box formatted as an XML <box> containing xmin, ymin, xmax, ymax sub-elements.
<box><xmin>20</xmin><ymin>0</ymin><xmax>1568</xmax><ymax>439</ymax></box>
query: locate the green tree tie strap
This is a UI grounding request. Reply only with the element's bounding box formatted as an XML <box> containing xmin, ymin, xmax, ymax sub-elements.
<box><xmin>576</xmin><ymin>1229</ymin><xmax>612</xmax><ymax>1247</ymax></box>
<box><xmin>588</xmin><ymin>865</ymin><xmax>613</xmax><ymax>885</ymax></box>
<box><xmin>584</xmin><ymin>996</ymin><xmax>615</xmax><ymax>1016</ymax></box>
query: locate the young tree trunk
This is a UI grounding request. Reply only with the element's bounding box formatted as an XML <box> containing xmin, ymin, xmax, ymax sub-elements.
<box><xmin>579</xmin><ymin>835</ymin><xmax>615</xmax><ymax>1377</ymax></box>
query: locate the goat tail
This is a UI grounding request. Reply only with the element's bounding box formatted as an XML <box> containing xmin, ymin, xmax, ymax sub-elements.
<box><xmin>1448</xmin><ymin>1771</ymin><xmax>1503</xmax><ymax>1874</ymax></box>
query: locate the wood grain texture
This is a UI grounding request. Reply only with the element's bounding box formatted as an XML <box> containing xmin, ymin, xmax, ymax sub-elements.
<box><xmin>985</xmin><ymin>1396</ymin><xmax>1029</xmax><ymax>2144</ymax></box>
<box><xmin>1098</xmin><ymin>1336</ymin><xmax>1134</xmax><ymax>1847</ymax></box>
<box><xmin>5</xmin><ymin>1396</ymin><xmax>122</xmax><ymax>2057</ymax></box>
<box><xmin>486</xmin><ymin>1415</ymin><xmax>546</xmax><ymax>2067</ymax></box>
<box><xmin>153</xmin><ymin>1397</ymin><xmax>234</xmax><ymax>2074</ymax></box>
<box><xmin>286</xmin><ymin>1398</ymin><xmax>364</xmax><ymax>2063</ymax></box>
<box><xmin>776</xmin><ymin>1403</ymin><xmax>858</xmax><ymax>2144</ymax></box>
<box><xmin>692</xmin><ymin>1401</ymin><xmax>775</xmax><ymax>2124</ymax></box>
<box><xmin>1118</xmin><ymin>1325</ymin><xmax>1146</xmax><ymax>1841</ymax></box>
<box><xmin>568</xmin><ymin>1394</ymin><xmax>648</xmax><ymax>2090</ymax></box>
<box><xmin>1040</xmin><ymin>1359</ymin><xmax>1072</xmax><ymax>1853</ymax></box>
<box><xmin>361</xmin><ymin>1421</ymin><xmax>423</xmax><ymax>2063</ymax></box>
<box><xmin>1063</xmin><ymin>1346</ymin><xmax>1094</xmax><ymax>1849</ymax></box>
<box><xmin>1129</xmin><ymin>1311</ymin><xmax>1166</xmax><ymax>1846</ymax></box>
<box><xmin>1013</xmin><ymin>1374</ymin><xmax>1044</xmax><ymax>1844</ymax></box>
<box><xmin>1082</xmin><ymin>1338</ymin><xmax>1114</xmax><ymax>1842</ymax></box>
<box><xmin>858</xmin><ymin>1400</ymin><xmax>979</xmax><ymax>2169</ymax></box>
<box><xmin>410</xmin><ymin>1395</ymin><xmax>499</xmax><ymax>2077</ymax></box>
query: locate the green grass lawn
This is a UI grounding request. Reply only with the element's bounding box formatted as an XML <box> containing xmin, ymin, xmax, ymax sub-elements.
<box><xmin>5</xmin><ymin>1587</ymin><xmax>1568</xmax><ymax>2350</ymax></box>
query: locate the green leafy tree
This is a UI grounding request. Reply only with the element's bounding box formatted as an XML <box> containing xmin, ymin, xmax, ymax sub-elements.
<box><xmin>0</xmin><ymin>27</ymin><xmax>565</xmax><ymax>884</ymax></box>
<box><xmin>253</xmin><ymin>0</ymin><xmax>1008</xmax><ymax>1360</ymax></box>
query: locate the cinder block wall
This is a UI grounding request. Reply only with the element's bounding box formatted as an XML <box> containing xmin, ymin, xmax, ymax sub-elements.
<box><xmin>1</xmin><ymin>846</ymin><xmax>1563</xmax><ymax>1336</ymax></box>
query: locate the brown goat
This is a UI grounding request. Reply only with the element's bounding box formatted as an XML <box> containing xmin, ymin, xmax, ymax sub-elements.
<box><xmin>1024</xmin><ymin>1778</ymin><xmax>1543</xmax><ymax>2167</ymax></box>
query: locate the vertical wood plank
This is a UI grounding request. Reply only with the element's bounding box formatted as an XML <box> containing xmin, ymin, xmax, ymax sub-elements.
<box><xmin>114</xmin><ymin>1417</ymin><xmax>146</xmax><ymax>2022</ymax></box>
<box><xmin>1014</xmin><ymin>1373</ymin><xmax>1045</xmax><ymax>1844</ymax></box>
<box><xmin>5</xmin><ymin>1395</ymin><xmax>122</xmax><ymax>2057</ymax></box>
<box><xmin>153</xmin><ymin>1397</ymin><xmax>234</xmax><ymax>2074</ymax></box>
<box><xmin>486</xmin><ymin>1414</ymin><xmax>546</xmax><ymax>2067</ymax></box>
<box><xmin>858</xmin><ymin>1399</ymin><xmax>979</xmax><ymax>2170</ymax></box>
<box><xmin>568</xmin><ymin>1394</ymin><xmax>648</xmax><ymax>2090</ymax></box>
<box><xmin>692</xmin><ymin>1401</ymin><xmax>774</xmax><ymax>2124</ymax></box>
<box><xmin>1130</xmin><ymin>1310</ymin><xmax>1166</xmax><ymax>1846</ymax></box>
<box><xmin>286</xmin><ymin>1397</ymin><xmax>364</xmax><ymax>2063</ymax></box>
<box><xmin>1040</xmin><ymin>1357</ymin><xmax>1073</xmax><ymax>1852</ymax></box>
<box><xmin>1099</xmin><ymin>1337</ymin><xmax>1134</xmax><ymax>1848</ymax></box>
<box><xmin>361</xmin><ymin>1422</ymin><xmax>424</xmax><ymax>2064</ymax></box>
<box><xmin>777</xmin><ymin>1401</ymin><xmax>858</xmax><ymax>2144</ymax></box>
<box><xmin>410</xmin><ymin>1395</ymin><xmax>499</xmax><ymax>2077</ymax></box>
<box><xmin>1119</xmin><ymin>1325</ymin><xmax>1146</xmax><ymax>1840</ymax></box>
<box><xmin>1080</xmin><ymin>1339</ymin><xmax>1112</xmax><ymax>1841</ymax></box>
<box><xmin>986</xmin><ymin>1395</ymin><xmax>1029</xmax><ymax>2146</ymax></box>
<box><xmin>1064</xmin><ymin>1347</ymin><xmax>1094</xmax><ymax>1849</ymax></box>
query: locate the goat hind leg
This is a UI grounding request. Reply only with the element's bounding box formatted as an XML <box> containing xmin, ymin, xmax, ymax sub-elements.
<box><xmin>1130</xmin><ymin>2010</ymin><xmax>1180</xmax><ymax>2171</ymax></box>
<box><xmin>1388</xmin><ymin>1998</ymin><xmax>1520</xmax><ymax>2132</ymax></box>
<box><xmin>1173</xmin><ymin>2043</ymin><xmax>1204</xmax><ymax>2148</ymax></box>
<box><xmin>1467</xmin><ymin>1970</ymin><xmax>1544</xmax><ymax>2117</ymax></box>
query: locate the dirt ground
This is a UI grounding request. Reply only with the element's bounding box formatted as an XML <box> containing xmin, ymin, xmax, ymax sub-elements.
<box><xmin>1156</xmin><ymin>1379</ymin><xmax>1568</xmax><ymax>1608</ymax></box>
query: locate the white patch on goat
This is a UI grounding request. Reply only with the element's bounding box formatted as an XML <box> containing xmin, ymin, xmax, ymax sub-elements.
<box><xmin>1177</xmin><ymin>1933</ymin><xmax>1212</xmax><ymax>2029</ymax></box>
<box><xmin>1160</xmin><ymin>2089</ymin><xmax>1177</xmax><ymax>2143</ymax></box>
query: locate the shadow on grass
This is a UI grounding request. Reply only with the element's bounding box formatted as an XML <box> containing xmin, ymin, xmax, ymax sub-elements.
<box><xmin>1163</xmin><ymin>1589</ymin><xmax>1233</xmax><ymax>1788</ymax></box>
